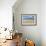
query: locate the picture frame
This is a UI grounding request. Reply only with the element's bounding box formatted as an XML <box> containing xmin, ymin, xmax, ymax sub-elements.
<box><xmin>21</xmin><ymin>14</ymin><xmax>37</xmax><ymax>26</ymax></box>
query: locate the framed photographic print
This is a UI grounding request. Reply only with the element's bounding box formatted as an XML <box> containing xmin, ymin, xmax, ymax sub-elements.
<box><xmin>21</xmin><ymin>14</ymin><xmax>37</xmax><ymax>26</ymax></box>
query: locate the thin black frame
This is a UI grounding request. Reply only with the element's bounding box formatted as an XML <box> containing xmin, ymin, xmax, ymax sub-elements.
<box><xmin>21</xmin><ymin>14</ymin><xmax>37</xmax><ymax>26</ymax></box>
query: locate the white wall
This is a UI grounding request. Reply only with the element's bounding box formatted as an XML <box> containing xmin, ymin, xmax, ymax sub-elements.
<box><xmin>41</xmin><ymin>0</ymin><xmax>46</xmax><ymax>46</ymax></box>
<box><xmin>0</xmin><ymin>0</ymin><xmax>16</xmax><ymax>29</ymax></box>
<box><xmin>13</xmin><ymin>0</ymin><xmax>46</xmax><ymax>46</ymax></box>
<box><xmin>13</xmin><ymin>0</ymin><xmax>41</xmax><ymax>46</ymax></box>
